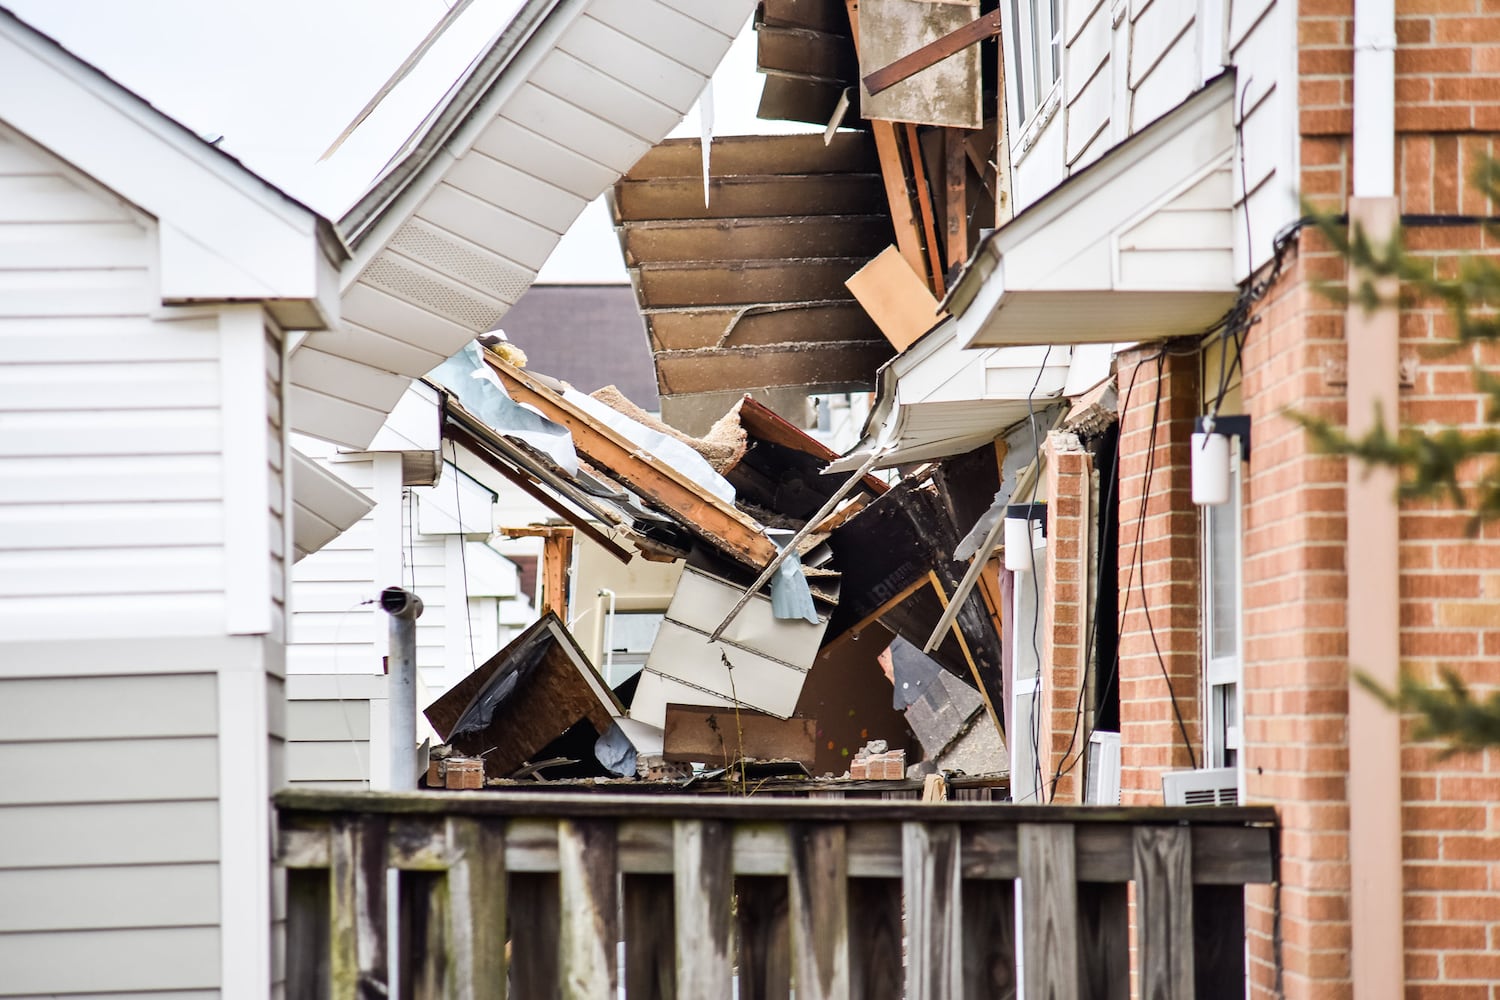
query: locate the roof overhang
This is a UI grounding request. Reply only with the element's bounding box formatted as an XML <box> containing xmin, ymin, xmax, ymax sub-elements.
<box><xmin>290</xmin><ymin>0</ymin><xmax>753</xmax><ymax>450</ymax></box>
<box><xmin>828</xmin><ymin>321</ymin><xmax>1090</xmax><ymax>471</ymax></box>
<box><xmin>290</xmin><ymin>450</ymin><xmax>375</xmax><ymax>561</ymax></box>
<box><xmin>0</xmin><ymin>12</ymin><xmax>345</xmax><ymax>329</ymax></box>
<box><xmin>947</xmin><ymin>72</ymin><xmax>1238</xmax><ymax>349</ymax></box>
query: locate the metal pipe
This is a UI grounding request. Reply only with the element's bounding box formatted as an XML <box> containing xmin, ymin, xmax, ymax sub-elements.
<box><xmin>597</xmin><ymin>587</ymin><xmax>617</xmax><ymax>685</ymax></box>
<box><xmin>381</xmin><ymin>586</ymin><xmax>424</xmax><ymax>792</ymax></box>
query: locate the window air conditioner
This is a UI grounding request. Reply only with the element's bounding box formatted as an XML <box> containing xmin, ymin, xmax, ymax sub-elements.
<box><xmin>1084</xmin><ymin>731</ymin><xmax>1121</xmax><ymax>805</ymax></box>
<box><xmin>1162</xmin><ymin>767</ymin><xmax>1239</xmax><ymax>806</ymax></box>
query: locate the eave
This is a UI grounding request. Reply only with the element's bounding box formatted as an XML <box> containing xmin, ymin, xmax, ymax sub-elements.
<box><xmin>947</xmin><ymin>72</ymin><xmax>1239</xmax><ymax>350</ymax></box>
<box><xmin>291</xmin><ymin>0</ymin><xmax>754</xmax><ymax>449</ymax></box>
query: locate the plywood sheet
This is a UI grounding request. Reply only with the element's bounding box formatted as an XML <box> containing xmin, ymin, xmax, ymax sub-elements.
<box><xmin>845</xmin><ymin>245</ymin><xmax>948</xmax><ymax>352</ymax></box>
<box><xmin>860</xmin><ymin>0</ymin><xmax>983</xmax><ymax>128</ymax></box>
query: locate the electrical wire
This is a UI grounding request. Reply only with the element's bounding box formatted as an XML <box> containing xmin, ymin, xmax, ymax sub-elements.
<box><xmin>450</xmin><ymin>441</ymin><xmax>480</xmax><ymax>675</ymax></box>
<box><xmin>1023</xmin><ymin>346</ymin><xmax>1054</xmax><ymax>802</ymax></box>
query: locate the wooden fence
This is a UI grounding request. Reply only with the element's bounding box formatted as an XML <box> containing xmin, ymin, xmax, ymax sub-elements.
<box><xmin>276</xmin><ymin>788</ymin><xmax>1278</xmax><ymax>1000</ymax></box>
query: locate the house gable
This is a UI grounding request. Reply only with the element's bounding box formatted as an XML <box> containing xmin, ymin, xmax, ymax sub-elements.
<box><xmin>0</xmin><ymin>11</ymin><xmax>341</xmax><ymax>330</ymax></box>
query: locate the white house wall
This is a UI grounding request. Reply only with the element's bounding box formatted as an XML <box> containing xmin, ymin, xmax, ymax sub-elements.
<box><xmin>1009</xmin><ymin>0</ymin><xmax>1294</xmax><ymax>275</ymax></box>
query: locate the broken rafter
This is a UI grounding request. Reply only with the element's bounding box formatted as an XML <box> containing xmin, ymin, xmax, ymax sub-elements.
<box><xmin>861</xmin><ymin>9</ymin><xmax>1001</xmax><ymax>96</ymax></box>
<box><xmin>487</xmin><ymin>357</ymin><xmax>780</xmax><ymax>572</ymax></box>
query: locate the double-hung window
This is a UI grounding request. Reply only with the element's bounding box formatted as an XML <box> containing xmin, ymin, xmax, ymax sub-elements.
<box><xmin>1005</xmin><ymin>0</ymin><xmax>1062</xmax><ymax>130</ymax></box>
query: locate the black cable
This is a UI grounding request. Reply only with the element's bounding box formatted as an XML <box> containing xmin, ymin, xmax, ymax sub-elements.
<box><xmin>1023</xmin><ymin>346</ymin><xmax>1054</xmax><ymax>802</ymax></box>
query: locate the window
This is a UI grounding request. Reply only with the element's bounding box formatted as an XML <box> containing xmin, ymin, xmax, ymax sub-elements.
<box><xmin>1201</xmin><ymin>438</ymin><xmax>1243</xmax><ymax>771</ymax></box>
<box><xmin>1005</xmin><ymin>0</ymin><xmax>1062</xmax><ymax>130</ymax></box>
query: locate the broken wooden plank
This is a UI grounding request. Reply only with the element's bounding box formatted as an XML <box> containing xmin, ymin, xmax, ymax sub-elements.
<box><xmin>845</xmin><ymin>245</ymin><xmax>947</xmax><ymax>352</ymax></box>
<box><xmin>645</xmin><ymin>303</ymin><xmax>879</xmax><ymax>352</ymax></box>
<box><xmin>663</xmin><ymin>703</ymin><xmax>818</xmax><ymax>768</ymax></box>
<box><xmin>634</xmin><ymin>258</ymin><xmax>871</xmax><ymax>309</ymax></box>
<box><xmin>654</xmin><ymin>342</ymin><xmax>891</xmax><ymax>398</ymax></box>
<box><xmin>757</xmin><ymin>23</ymin><xmax>858</xmax><ymax>84</ymax></box>
<box><xmin>616</xmin><ymin>175</ymin><xmax>885</xmax><ymax>221</ymax></box>
<box><xmin>623</xmin><ymin>133</ymin><xmax>876</xmax><ymax>180</ymax></box>
<box><xmin>620</xmin><ymin>215</ymin><xmax>893</xmax><ymax>266</ymax></box>
<box><xmin>862</xmin><ymin>9</ymin><xmax>1001</xmax><ymax>96</ymax></box>
<box><xmin>490</xmin><ymin>358</ymin><xmax>780</xmax><ymax>570</ymax></box>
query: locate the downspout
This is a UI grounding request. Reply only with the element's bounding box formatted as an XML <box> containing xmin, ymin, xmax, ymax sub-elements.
<box><xmin>1346</xmin><ymin>0</ymin><xmax>1403</xmax><ymax>991</ymax></box>
<box><xmin>597</xmin><ymin>588</ymin><xmax>618</xmax><ymax>686</ymax></box>
<box><xmin>381</xmin><ymin>586</ymin><xmax>425</xmax><ymax>791</ymax></box>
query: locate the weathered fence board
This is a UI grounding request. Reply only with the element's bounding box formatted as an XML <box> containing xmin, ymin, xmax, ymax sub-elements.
<box><xmin>789</xmin><ymin>823</ymin><xmax>851</xmax><ymax>1000</ymax></box>
<box><xmin>1135</xmin><ymin>826</ymin><xmax>1195</xmax><ymax>999</ymax></box>
<box><xmin>276</xmin><ymin>790</ymin><xmax>1278</xmax><ymax>1000</ymax></box>
<box><xmin>674</xmin><ymin>820</ymin><xmax>734</xmax><ymax>997</ymax></box>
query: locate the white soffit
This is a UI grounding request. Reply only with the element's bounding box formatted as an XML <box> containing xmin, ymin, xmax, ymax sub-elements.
<box><xmin>950</xmin><ymin>73</ymin><xmax>1238</xmax><ymax>349</ymax></box>
<box><xmin>293</xmin><ymin>0</ymin><xmax>754</xmax><ymax>450</ymax></box>
<box><xmin>291</xmin><ymin>450</ymin><xmax>375</xmax><ymax>561</ymax></box>
<box><xmin>829</xmin><ymin>324</ymin><xmax>1074</xmax><ymax>470</ymax></box>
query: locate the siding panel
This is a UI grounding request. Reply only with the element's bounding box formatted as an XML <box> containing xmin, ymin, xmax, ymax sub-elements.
<box><xmin>0</xmin><ymin>864</ymin><xmax>220</xmax><ymax>931</ymax></box>
<box><xmin>0</xmin><ymin>674</ymin><xmax>216</xmax><ymax>741</ymax></box>
<box><xmin>0</xmin><ymin>737</ymin><xmax>218</xmax><ymax>805</ymax></box>
<box><xmin>0</xmin><ymin>928</ymin><xmax>220</xmax><ymax>995</ymax></box>
<box><xmin>0</xmin><ymin>801</ymin><xmax>220</xmax><ymax>868</ymax></box>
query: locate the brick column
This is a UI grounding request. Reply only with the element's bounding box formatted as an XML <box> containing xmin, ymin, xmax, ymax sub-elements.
<box><xmin>1042</xmin><ymin>431</ymin><xmax>1092</xmax><ymax>804</ymax></box>
<box><xmin>1114</xmin><ymin>347</ymin><xmax>1202</xmax><ymax>806</ymax></box>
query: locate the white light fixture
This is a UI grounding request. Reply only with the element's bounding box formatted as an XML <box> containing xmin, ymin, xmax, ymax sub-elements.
<box><xmin>1003</xmin><ymin>503</ymin><xmax>1046</xmax><ymax>572</ymax></box>
<box><xmin>1192</xmin><ymin>416</ymin><xmax>1251</xmax><ymax>506</ymax></box>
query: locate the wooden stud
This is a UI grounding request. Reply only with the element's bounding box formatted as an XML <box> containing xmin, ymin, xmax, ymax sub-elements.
<box><xmin>945</xmin><ymin>129</ymin><xmax>969</xmax><ymax>268</ymax></box>
<box><xmin>736</xmin><ymin>876</ymin><xmax>792</xmax><ymax>1000</ymax></box>
<box><xmin>447</xmin><ymin>816</ymin><xmax>507</xmax><ymax>1000</ymax></box>
<box><xmin>558</xmin><ymin>819</ymin><xmax>619</xmax><ymax>1000</ymax></box>
<box><xmin>674</xmin><ymin>820</ymin><xmax>735</xmax><ymax>997</ymax></box>
<box><xmin>1019</xmin><ymin>823</ymin><xmax>1079</xmax><ymax>1000</ymax></box>
<box><xmin>789</xmin><ymin>823</ymin><xmax>851</xmax><ymax>1000</ymax></box>
<box><xmin>330</xmin><ymin>816</ymin><xmax>389</xmax><ymax>1000</ymax></box>
<box><xmin>904</xmin><ymin>123</ymin><xmax>946</xmax><ymax>294</ymax></box>
<box><xmin>625</xmin><ymin>874</ymin><xmax>677</xmax><ymax>1000</ymax></box>
<box><xmin>903</xmin><ymin>822</ymin><xmax>962</xmax><ymax>1000</ymax></box>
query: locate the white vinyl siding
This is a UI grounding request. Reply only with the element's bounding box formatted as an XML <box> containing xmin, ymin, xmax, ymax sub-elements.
<box><xmin>0</xmin><ymin>671</ymin><xmax>223</xmax><ymax>998</ymax></box>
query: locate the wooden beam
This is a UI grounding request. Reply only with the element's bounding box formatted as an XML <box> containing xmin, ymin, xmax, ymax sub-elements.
<box><xmin>945</xmin><ymin>129</ymin><xmax>969</xmax><ymax>267</ymax></box>
<box><xmin>488</xmin><ymin>358</ymin><xmax>779</xmax><ymax>571</ymax></box>
<box><xmin>448</xmin><ymin>425</ymin><xmax>634</xmax><ymax>565</ymax></box>
<box><xmin>824</xmin><ymin>576</ymin><xmax>931</xmax><ymax>653</ymax></box>
<box><xmin>905</xmin><ymin>123</ymin><xmax>946</xmax><ymax>294</ymax></box>
<box><xmin>846</xmin><ymin>1</ymin><xmax>929</xmax><ymax>281</ymax></box>
<box><xmin>862</xmin><ymin>9</ymin><xmax>1002</xmax><ymax>96</ymax></box>
<box><xmin>927</xmin><ymin>571</ymin><xmax>1003</xmax><ymax>741</ymax></box>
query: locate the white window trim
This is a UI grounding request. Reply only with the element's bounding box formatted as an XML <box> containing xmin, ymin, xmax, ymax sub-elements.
<box><xmin>1005</xmin><ymin>0</ymin><xmax>1064</xmax><ymax>151</ymax></box>
<box><xmin>1201</xmin><ymin>441</ymin><xmax>1245</xmax><ymax>786</ymax></box>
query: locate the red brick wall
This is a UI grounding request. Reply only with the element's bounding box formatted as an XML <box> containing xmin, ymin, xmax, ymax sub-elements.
<box><xmin>1114</xmin><ymin>348</ymin><xmax>1203</xmax><ymax>806</ymax></box>
<box><xmin>1236</xmin><ymin>235</ymin><xmax>1355</xmax><ymax>999</ymax></box>
<box><xmin>1042</xmin><ymin>430</ymin><xmax>1092</xmax><ymax>804</ymax></box>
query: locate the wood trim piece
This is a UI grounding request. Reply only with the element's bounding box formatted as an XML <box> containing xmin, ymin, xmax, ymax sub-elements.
<box><xmin>905</xmin><ymin>123</ymin><xmax>946</xmax><ymax>295</ymax></box>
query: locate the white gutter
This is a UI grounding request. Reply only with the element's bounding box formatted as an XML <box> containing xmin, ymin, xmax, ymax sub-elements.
<box><xmin>1347</xmin><ymin>0</ymin><xmax>1402</xmax><ymax>992</ymax></box>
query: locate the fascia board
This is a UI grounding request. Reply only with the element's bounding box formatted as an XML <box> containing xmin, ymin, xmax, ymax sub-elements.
<box><xmin>290</xmin><ymin>449</ymin><xmax>376</xmax><ymax>560</ymax></box>
<box><xmin>0</xmin><ymin>20</ymin><xmax>339</xmax><ymax>312</ymax></box>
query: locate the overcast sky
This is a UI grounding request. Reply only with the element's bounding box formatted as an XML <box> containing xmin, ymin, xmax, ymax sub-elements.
<box><xmin>5</xmin><ymin>1</ymin><xmax>809</xmax><ymax>282</ymax></box>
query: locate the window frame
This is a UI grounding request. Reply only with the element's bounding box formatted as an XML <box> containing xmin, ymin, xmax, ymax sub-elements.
<box><xmin>1004</xmin><ymin>0</ymin><xmax>1063</xmax><ymax>139</ymax></box>
<box><xmin>1200</xmin><ymin>438</ymin><xmax>1245</xmax><ymax>776</ymax></box>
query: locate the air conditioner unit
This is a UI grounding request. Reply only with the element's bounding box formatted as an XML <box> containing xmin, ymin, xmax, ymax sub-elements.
<box><xmin>1162</xmin><ymin>767</ymin><xmax>1239</xmax><ymax>806</ymax></box>
<box><xmin>1084</xmin><ymin>731</ymin><xmax>1121</xmax><ymax>805</ymax></box>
